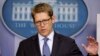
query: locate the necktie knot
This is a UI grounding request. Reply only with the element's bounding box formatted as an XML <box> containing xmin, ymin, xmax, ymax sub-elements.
<box><xmin>43</xmin><ymin>38</ymin><xmax>49</xmax><ymax>43</ymax></box>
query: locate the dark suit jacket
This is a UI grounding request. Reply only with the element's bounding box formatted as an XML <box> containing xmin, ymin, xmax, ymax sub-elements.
<box><xmin>16</xmin><ymin>32</ymin><xmax>83</xmax><ymax>56</ymax></box>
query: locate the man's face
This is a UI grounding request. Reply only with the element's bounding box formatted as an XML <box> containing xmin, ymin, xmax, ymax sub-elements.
<box><xmin>34</xmin><ymin>12</ymin><xmax>55</xmax><ymax>36</ymax></box>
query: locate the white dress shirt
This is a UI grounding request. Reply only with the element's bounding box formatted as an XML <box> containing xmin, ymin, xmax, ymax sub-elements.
<box><xmin>38</xmin><ymin>31</ymin><xmax>54</xmax><ymax>55</ymax></box>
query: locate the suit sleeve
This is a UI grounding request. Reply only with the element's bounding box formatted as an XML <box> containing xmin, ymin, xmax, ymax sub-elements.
<box><xmin>69</xmin><ymin>40</ymin><xmax>99</xmax><ymax>56</ymax></box>
<box><xmin>70</xmin><ymin>40</ymin><xmax>83</xmax><ymax>56</ymax></box>
<box><xmin>16</xmin><ymin>41</ymin><xmax>25</xmax><ymax>56</ymax></box>
<box><xmin>87</xmin><ymin>54</ymin><xmax>99</xmax><ymax>56</ymax></box>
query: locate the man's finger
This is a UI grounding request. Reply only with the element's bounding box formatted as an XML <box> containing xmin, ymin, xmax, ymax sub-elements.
<box><xmin>87</xmin><ymin>36</ymin><xmax>96</xmax><ymax>43</ymax></box>
<box><xmin>82</xmin><ymin>44</ymin><xmax>87</xmax><ymax>49</ymax></box>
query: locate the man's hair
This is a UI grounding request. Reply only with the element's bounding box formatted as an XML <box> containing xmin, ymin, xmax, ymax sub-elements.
<box><xmin>31</xmin><ymin>3</ymin><xmax>53</xmax><ymax>21</ymax></box>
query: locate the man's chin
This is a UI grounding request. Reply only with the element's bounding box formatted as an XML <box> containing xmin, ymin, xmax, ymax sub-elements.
<box><xmin>40</xmin><ymin>33</ymin><xmax>48</xmax><ymax>37</ymax></box>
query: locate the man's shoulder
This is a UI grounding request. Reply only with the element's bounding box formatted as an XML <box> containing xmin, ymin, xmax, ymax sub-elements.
<box><xmin>55</xmin><ymin>32</ymin><xmax>77</xmax><ymax>49</ymax></box>
<box><xmin>55</xmin><ymin>32</ymin><xmax>75</xmax><ymax>43</ymax></box>
<box><xmin>20</xmin><ymin>34</ymin><xmax>38</xmax><ymax>45</ymax></box>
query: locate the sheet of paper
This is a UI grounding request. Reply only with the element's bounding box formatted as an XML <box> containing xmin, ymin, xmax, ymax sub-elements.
<box><xmin>97</xmin><ymin>14</ymin><xmax>100</xmax><ymax>55</ymax></box>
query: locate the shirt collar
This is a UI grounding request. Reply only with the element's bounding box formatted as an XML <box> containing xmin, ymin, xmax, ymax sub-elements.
<box><xmin>38</xmin><ymin>30</ymin><xmax>54</xmax><ymax>41</ymax></box>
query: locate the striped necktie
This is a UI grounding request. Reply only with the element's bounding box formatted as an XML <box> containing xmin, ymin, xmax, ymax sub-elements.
<box><xmin>43</xmin><ymin>38</ymin><xmax>50</xmax><ymax>56</ymax></box>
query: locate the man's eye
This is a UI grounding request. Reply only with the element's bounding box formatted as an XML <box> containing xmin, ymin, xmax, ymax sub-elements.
<box><xmin>36</xmin><ymin>21</ymin><xmax>41</xmax><ymax>23</ymax></box>
<box><xmin>43</xmin><ymin>20</ymin><xmax>48</xmax><ymax>22</ymax></box>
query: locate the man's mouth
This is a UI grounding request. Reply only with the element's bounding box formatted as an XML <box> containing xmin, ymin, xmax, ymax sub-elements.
<box><xmin>41</xmin><ymin>29</ymin><xmax>46</xmax><ymax>32</ymax></box>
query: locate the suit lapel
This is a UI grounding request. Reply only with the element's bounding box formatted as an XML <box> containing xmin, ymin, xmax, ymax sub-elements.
<box><xmin>51</xmin><ymin>32</ymin><xmax>62</xmax><ymax>56</ymax></box>
<box><xmin>32</xmin><ymin>34</ymin><xmax>41</xmax><ymax>56</ymax></box>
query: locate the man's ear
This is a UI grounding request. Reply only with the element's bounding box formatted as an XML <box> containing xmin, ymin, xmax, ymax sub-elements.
<box><xmin>52</xmin><ymin>15</ymin><xmax>56</xmax><ymax>23</ymax></box>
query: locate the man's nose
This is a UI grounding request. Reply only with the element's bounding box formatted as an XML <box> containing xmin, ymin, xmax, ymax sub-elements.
<box><xmin>40</xmin><ymin>22</ymin><xmax>45</xmax><ymax>27</ymax></box>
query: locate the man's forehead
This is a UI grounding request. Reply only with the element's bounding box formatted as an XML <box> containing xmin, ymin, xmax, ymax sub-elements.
<box><xmin>34</xmin><ymin>12</ymin><xmax>50</xmax><ymax>20</ymax></box>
